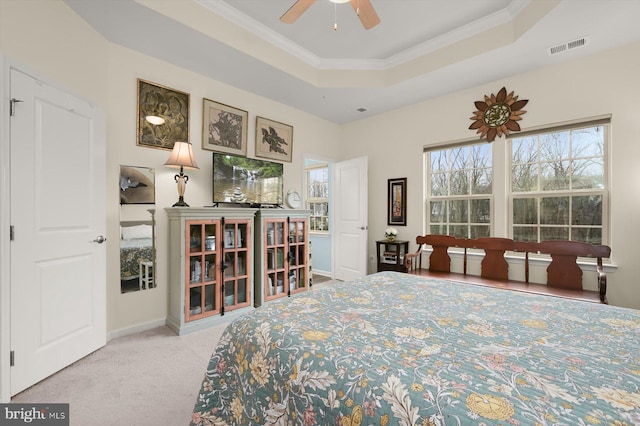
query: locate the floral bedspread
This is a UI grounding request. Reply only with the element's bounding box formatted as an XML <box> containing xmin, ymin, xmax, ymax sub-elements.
<box><xmin>191</xmin><ymin>271</ymin><xmax>640</xmax><ymax>425</ymax></box>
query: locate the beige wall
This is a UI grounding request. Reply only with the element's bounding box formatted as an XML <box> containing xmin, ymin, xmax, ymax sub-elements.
<box><xmin>105</xmin><ymin>46</ymin><xmax>342</xmax><ymax>334</ymax></box>
<box><xmin>1</xmin><ymin>0</ymin><xmax>342</xmax><ymax>336</ymax></box>
<box><xmin>0</xmin><ymin>0</ymin><xmax>109</xmax><ymax>107</ymax></box>
<box><xmin>341</xmin><ymin>41</ymin><xmax>640</xmax><ymax>310</ymax></box>
<box><xmin>2</xmin><ymin>0</ymin><xmax>639</xmax><ymax>340</ymax></box>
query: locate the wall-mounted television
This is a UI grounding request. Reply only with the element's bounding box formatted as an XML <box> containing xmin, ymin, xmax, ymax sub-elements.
<box><xmin>212</xmin><ymin>153</ymin><xmax>283</xmax><ymax>206</ymax></box>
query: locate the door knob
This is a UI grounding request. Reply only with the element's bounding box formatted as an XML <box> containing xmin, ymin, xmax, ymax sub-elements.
<box><xmin>93</xmin><ymin>235</ymin><xmax>107</xmax><ymax>244</ymax></box>
<box><xmin>358</xmin><ymin>226</ymin><xmax>368</xmax><ymax>230</ymax></box>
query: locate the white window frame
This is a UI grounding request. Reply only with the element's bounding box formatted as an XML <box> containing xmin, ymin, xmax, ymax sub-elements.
<box><xmin>305</xmin><ymin>163</ymin><xmax>329</xmax><ymax>234</ymax></box>
<box><xmin>507</xmin><ymin>117</ymin><xmax>610</xmax><ymax>245</ymax></box>
<box><xmin>423</xmin><ymin>116</ymin><xmax>610</xmax><ymax>246</ymax></box>
<box><xmin>424</xmin><ymin>141</ymin><xmax>494</xmax><ymax>238</ymax></box>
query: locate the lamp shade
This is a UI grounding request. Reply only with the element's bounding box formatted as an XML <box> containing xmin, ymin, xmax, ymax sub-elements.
<box><xmin>164</xmin><ymin>141</ymin><xmax>199</xmax><ymax>170</ymax></box>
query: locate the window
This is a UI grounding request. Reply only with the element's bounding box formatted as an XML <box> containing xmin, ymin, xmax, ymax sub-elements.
<box><xmin>306</xmin><ymin>164</ymin><xmax>329</xmax><ymax>233</ymax></box>
<box><xmin>426</xmin><ymin>143</ymin><xmax>493</xmax><ymax>238</ymax></box>
<box><xmin>510</xmin><ymin>123</ymin><xmax>608</xmax><ymax>244</ymax></box>
<box><xmin>425</xmin><ymin>117</ymin><xmax>609</xmax><ymax>245</ymax></box>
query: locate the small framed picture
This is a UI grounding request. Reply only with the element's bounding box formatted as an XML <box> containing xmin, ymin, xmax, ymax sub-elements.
<box><xmin>255</xmin><ymin>116</ymin><xmax>293</xmax><ymax>162</ymax></box>
<box><xmin>202</xmin><ymin>98</ymin><xmax>248</xmax><ymax>156</ymax></box>
<box><xmin>388</xmin><ymin>177</ymin><xmax>407</xmax><ymax>226</ymax></box>
<box><xmin>136</xmin><ymin>79</ymin><xmax>189</xmax><ymax>150</ymax></box>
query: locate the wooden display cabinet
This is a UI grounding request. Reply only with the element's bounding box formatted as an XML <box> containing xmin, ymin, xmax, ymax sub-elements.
<box><xmin>376</xmin><ymin>239</ymin><xmax>409</xmax><ymax>273</ymax></box>
<box><xmin>166</xmin><ymin>207</ymin><xmax>256</xmax><ymax>335</ymax></box>
<box><xmin>254</xmin><ymin>209</ymin><xmax>310</xmax><ymax>307</ymax></box>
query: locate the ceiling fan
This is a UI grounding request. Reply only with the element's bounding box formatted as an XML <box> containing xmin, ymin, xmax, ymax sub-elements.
<box><xmin>280</xmin><ymin>0</ymin><xmax>380</xmax><ymax>30</ymax></box>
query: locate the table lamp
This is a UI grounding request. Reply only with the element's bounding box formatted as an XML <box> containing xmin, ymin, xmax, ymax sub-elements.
<box><xmin>164</xmin><ymin>141</ymin><xmax>199</xmax><ymax>207</ymax></box>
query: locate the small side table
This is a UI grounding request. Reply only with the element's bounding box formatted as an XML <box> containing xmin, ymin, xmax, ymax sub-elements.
<box><xmin>376</xmin><ymin>240</ymin><xmax>409</xmax><ymax>273</ymax></box>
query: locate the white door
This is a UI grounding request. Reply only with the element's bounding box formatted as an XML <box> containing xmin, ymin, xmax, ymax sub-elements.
<box><xmin>333</xmin><ymin>157</ymin><xmax>368</xmax><ymax>281</ymax></box>
<box><xmin>9</xmin><ymin>69</ymin><xmax>106</xmax><ymax>395</ymax></box>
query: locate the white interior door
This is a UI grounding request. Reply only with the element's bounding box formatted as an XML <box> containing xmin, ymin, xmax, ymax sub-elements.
<box><xmin>9</xmin><ymin>69</ymin><xmax>106</xmax><ymax>396</ymax></box>
<box><xmin>333</xmin><ymin>156</ymin><xmax>368</xmax><ymax>281</ymax></box>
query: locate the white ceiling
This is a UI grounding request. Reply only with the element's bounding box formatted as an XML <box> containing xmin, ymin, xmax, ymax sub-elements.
<box><xmin>205</xmin><ymin>0</ymin><xmax>514</xmax><ymax>61</ymax></box>
<box><xmin>63</xmin><ymin>0</ymin><xmax>640</xmax><ymax>124</ymax></box>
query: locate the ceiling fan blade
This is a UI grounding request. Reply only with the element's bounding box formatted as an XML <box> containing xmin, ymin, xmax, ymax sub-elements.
<box><xmin>280</xmin><ymin>0</ymin><xmax>316</xmax><ymax>24</ymax></box>
<box><xmin>350</xmin><ymin>0</ymin><xmax>380</xmax><ymax>29</ymax></box>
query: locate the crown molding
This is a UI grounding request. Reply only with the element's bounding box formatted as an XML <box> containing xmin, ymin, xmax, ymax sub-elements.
<box><xmin>385</xmin><ymin>0</ymin><xmax>531</xmax><ymax>68</ymax></box>
<box><xmin>194</xmin><ymin>0</ymin><xmax>322</xmax><ymax>68</ymax></box>
<box><xmin>195</xmin><ymin>0</ymin><xmax>532</xmax><ymax>72</ymax></box>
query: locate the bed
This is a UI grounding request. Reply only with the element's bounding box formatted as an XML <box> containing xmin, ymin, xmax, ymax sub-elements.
<box><xmin>191</xmin><ymin>271</ymin><xmax>640</xmax><ymax>425</ymax></box>
<box><xmin>119</xmin><ymin>222</ymin><xmax>154</xmax><ymax>291</ymax></box>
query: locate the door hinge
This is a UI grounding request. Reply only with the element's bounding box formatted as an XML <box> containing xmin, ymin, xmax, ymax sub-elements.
<box><xmin>10</xmin><ymin>225</ymin><xmax>14</xmax><ymax>241</ymax></box>
<box><xmin>10</xmin><ymin>98</ymin><xmax>23</xmax><ymax>117</ymax></box>
<box><xmin>10</xmin><ymin>351</ymin><xmax>14</xmax><ymax>367</ymax></box>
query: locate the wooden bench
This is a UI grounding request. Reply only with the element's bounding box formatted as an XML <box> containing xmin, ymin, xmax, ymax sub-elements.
<box><xmin>404</xmin><ymin>235</ymin><xmax>611</xmax><ymax>303</ymax></box>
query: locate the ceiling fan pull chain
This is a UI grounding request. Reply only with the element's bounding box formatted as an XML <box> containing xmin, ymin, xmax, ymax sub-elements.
<box><xmin>280</xmin><ymin>0</ymin><xmax>379</xmax><ymax>30</ymax></box>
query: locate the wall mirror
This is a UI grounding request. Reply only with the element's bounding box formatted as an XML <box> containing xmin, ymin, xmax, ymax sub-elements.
<box><xmin>119</xmin><ymin>165</ymin><xmax>156</xmax><ymax>293</ymax></box>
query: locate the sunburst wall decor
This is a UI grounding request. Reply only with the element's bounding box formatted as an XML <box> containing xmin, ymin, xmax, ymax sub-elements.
<box><xmin>469</xmin><ymin>87</ymin><xmax>528</xmax><ymax>142</ymax></box>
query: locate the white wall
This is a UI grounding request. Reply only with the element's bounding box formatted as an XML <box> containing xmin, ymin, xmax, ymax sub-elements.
<box><xmin>0</xmin><ymin>0</ymin><xmax>109</xmax><ymax>105</ymax></box>
<box><xmin>1</xmin><ymin>0</ymin><xmax>343</xmax><ymax>336</ymax></box>
<box><xmin>105</xmin><ymin>45</ymin><xmax>343</xmax><ymax>334</ymax></box>
<box><xmin>340</xmin><ymin>41</ymin><xmax>640</xmax><ymax>309</ymax></box>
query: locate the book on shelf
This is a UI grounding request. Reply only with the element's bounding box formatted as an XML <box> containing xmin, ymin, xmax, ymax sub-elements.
<box><xmin>225</xmin><ymin>229</ymin><xmax>235</xmax><ymax>248</ymax></box>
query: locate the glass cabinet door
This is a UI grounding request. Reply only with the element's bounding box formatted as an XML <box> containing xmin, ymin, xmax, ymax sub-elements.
<box><xmin>263</xmin><ymin>216</ymin><xmax>309</xmax><ymax>302</ymax></box>
<box><xmin>288</xmin><ymin>218</ymin><xmax>308</xmax><ymax>293</ymax></box>
<box><xmin>264</xmin><ymin>219</ymin><xmax>288</xmax><ymax>300</ymax></box>
<box><xmin>222</xmin><ymin>220</ymin><xmax>251</xmax><ymax>312</ymax></box>
<box><xmin>186</xmin><ymin>220</ymin><xmax>220</xmax><ymax>321</ymax></box>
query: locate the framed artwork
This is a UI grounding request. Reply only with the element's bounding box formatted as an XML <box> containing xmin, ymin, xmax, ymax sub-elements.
<box><xmin>120</xmin><ymin>165</ymin><xmax>155</xmax><ymax>204</ymax></box>
<box><xmin>202</xmin><ymin>98</ymin><xmax>248</xmax><ymax>156</ymax></box>
<box><xmin>388</xmin><ymin>177</ymin><xmax>407</xmax><ymax>226</ymax></box>
<box><xmin>255</xmin><ymin>116</ymin><xmax>293</xmax><ymax>162</ymax></box>
<box><xmin>136</xmin><ymin>78</ymin><xmax>189</xmax><ymax>150</ymax></box>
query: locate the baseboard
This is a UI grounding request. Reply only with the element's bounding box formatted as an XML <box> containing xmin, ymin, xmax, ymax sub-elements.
<box><xmin>107</xmin><ymin>318</ymin><xmax>167</xmax><ymax>341</ymax></box>
<box><xmin>107</xmin><ymin>273</ymin><xmax>333</xmax><ymax>340</ymax></box>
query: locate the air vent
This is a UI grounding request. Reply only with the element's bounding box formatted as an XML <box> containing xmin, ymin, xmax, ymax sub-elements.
<box><xmin>548</xmin><ymin>36</ymin><xmax>588</xmax><ymax>56</ymax></box>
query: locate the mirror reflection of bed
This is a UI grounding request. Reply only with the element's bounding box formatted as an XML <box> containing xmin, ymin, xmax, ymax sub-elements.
<box><xmin>120</xmin><ymin>215</ymin><xmax>155</xmax><ymax>293</ymax></box>
<box><xmin>119</xmin><ymin>164</ymin><xmax>156</xmax><ymax>294</ymax></box>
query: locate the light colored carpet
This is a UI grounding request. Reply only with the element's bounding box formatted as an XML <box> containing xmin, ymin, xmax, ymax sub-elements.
<box><xmin>11</xmin><ymin>278</ymin><xmax>339</xmax><ymax>426</ymax></box>
<box><xmin>12</xmin><ymin>323</ymin><xmax>229</xmax><ymax>426</ymax></box>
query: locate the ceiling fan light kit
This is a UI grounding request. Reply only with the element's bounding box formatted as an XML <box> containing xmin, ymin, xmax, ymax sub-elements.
<box><xmin>280</xmin><ymin>0</ymin><xmax>380</xmax><ymax>30</ymax></box>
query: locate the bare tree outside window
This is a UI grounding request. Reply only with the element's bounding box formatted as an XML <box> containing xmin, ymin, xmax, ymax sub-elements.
<box><xmin>511</xmin><ymin>125</ymin><xmax>607</xmax><ymax>244</ymax></box>
<box><xmin>426</xmin><ymin>143</ymin><xmax>492</xmax><ymax>238</ymax></box>
<box><xmin>306</xmin><ymin>164</ymin><xmax>329</xmax><ymax>233</ymax></box>
<box><xmin>425</xmin><ymin>121</ymin><xmax>608</xmax><ymax>245</ymax></box>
